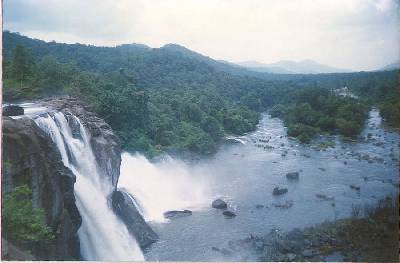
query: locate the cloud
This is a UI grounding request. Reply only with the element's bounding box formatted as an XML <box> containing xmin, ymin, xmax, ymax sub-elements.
<box><xmin>3</xmin><ymin>0</ymin><xmax>399</xmax><ymax>70</ymax></box>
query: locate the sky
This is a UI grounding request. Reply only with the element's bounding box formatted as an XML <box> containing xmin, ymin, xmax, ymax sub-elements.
<box><xmin>3</xmin><ymin>0</ymin><xmax>400</xmax><ymax>71</ymax></box>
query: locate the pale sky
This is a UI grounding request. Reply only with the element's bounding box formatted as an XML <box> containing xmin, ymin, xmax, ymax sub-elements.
<box><xmin>3</xmin><ymin>0</ymin><xmax>400</xmax><ymax>71</ymax></box>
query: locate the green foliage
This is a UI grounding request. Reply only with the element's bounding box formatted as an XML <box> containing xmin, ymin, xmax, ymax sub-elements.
<box><xmin>10</xmin><ymin>44</ymin><xmax>34</xmax><ymax>82</ymax></box>
<box><xmin>277</xmin><ymin>87</ymin><xmax>369</xmax><ymax>142</ymax></box>
<box><xmin>380</xmin><ymin>100</ymin><xmax>400</xmax><ymax>128</ymax></box>
<box><xmin>3</xmin><ymin>31</ymin><xmax>396</xmax><ymax>152</ymax></box>
<box><xmin>287</xmin><ymin>123</ymin><xmax>320</xmax><ymax>143</ymax></box>
<box><xmin>2</xmin><ymin>185</ymin><xmax>55</xmax><ymax>244</ymax></box>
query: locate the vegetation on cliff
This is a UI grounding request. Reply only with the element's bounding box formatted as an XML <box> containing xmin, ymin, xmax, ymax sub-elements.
<box><xmin>2</xmin><ymin>185</ymin><xmax>55</xmax><ymax>244</ymax></box>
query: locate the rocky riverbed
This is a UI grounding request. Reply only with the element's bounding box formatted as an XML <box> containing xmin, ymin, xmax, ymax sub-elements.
<box><xmin>213</xmin><ymin>196</ymin><xmax>398</xmax><ymax>262</ymax></box>
<box><xmin>124</xmin><ymin>109</ymin><xmax>399</xmax><ymax>261</ymax></box>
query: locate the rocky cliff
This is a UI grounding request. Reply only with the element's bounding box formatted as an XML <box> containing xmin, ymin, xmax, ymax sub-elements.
<box><xmin>42</xmin><ymin>97</ymin><xmax>121</xmax><ymax>189</ymax></box>
<box><xmin>2</xmin><ymin>97</ymin><xmax>158</xmax><ymax>258</ymax></box>
<box><xmin>2</xmin><ymin>116</ymin><xmax>82</xmax><ymax>260</ymax></box>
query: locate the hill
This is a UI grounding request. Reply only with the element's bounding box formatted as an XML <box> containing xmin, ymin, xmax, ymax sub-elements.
<box><xmin>237</xmin><ymin>59</ymin><xmax>351</xmax><ymax>74</ymax></box>
<box><xmin>3</xmin><ymin>31</ymin><xmax>398</xmax><ymax>155</ymax></box>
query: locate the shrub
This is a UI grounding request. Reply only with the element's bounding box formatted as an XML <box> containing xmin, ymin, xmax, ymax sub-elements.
<box><xmin>2</xmin><ymin>185</ymin><xmax>55</xmax><ymax>244</ymax></box>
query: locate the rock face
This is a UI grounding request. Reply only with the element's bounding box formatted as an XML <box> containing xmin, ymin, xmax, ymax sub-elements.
<box><xmin>111</xmin><ymin>189</ymin><xmax>158</xmax><ymax>249</ymax></box>
<box><xmin>2</xmin><ymin>116</ymin><xmax>82</xmax><ymax>260</ymax></box>
<box><xmin>164</xmin><ymin>210</ymin><xmax>192</xmax><ymax>219</ymax></box>
<box><xmin>212</xmin><ymin>198</ymin><xmax>228</xmax><ymax>209</ymax></box>
<box><xmin>2</xmin><ymin>105</ymin><xmax>24</xmax><ymax>116</ymax></box>
<box><xmin>43</xmin><ymin>97</ymin><xmax>121</xmax><ymax>189</ymax></box>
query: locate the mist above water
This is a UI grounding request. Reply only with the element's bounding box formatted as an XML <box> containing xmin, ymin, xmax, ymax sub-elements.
<box><xmin>119</xmin><ymin>152</ymin><xmax>210</xmax><ymax>222</ymax></box>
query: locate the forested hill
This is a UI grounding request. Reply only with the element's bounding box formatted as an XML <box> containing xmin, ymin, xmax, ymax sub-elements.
<box><xmin>3</xmin><ymin>31</ymin><xmax>396</xmax><ymax>87</ymax></box>
<box><xmin>3</xmin><ymin>31</ymin><xmax>399</xmax><ymax>156</ymax></box>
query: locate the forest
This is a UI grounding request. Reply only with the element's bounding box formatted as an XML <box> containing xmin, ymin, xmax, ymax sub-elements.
<box><xmin>3</xmin><ymin>31</ymin><xmax>399</xmax><ymax>155</ymax></box>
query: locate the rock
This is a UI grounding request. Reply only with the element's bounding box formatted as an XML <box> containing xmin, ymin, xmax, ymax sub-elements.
<box><xmin>223</xmin><ymin>210</ymin><xmax>237</xmax><ymax>218</ymax></box>
<box><xmin>212</xmin><ymin>198</ymin><xmax>227</xmax><ymax>209</ymax></box>
<box><xmin>318</xmin><ymin>167</ymin><xmax>326</xmax><ymax>171</ymax></box>
<box><xmin>256</xmin><ymin>204</ymin><xmax>264</xmax><ymax>209</ymax></box>
<box><xmin>2</xmin><ymin>105</ymin><xmax>24</xmax><ymax>116</ymax></box>
<box><xmin>302</xmin><ymin>249</ymin><xmax>315</xmax><ymax>257</ymax></box>
<box><xmin>2</xmin><ymin>116</ymin><xmax>81</xmax><ymax>260</ymax></box>
<box><xmin>286</xmin><ymin>172</ymin><xmax>299</xmax><ymax>180</ymax></box>
<box><xmin>287</xmin><ymin>253</ymin><xmax>297</xmax><ymax>261</ymax></box>
<box><xmin>316</xmin><ymin>193</ymin><xmax>335</xmax><ymax>201</ymax></box>
<box><xmin>225</xmin><ymin>138</ymin><xmax>241</xmax><ymax>144</ymax></box>
<box><xmin>1</xmin><ymin>238</ymin><xmax>35</xmax><ymax>260</ymax></box>
<box><xmin>164</xmin><ymin>210</ymin><xmax>192</xmax><ymax>219</ymax></box>
<box><xmin>273</xmin><ymin>187</ymin><xmax>288</xmax><ymax>196</ymax></box>
<box><xmin>44</xmin><ymin>97</ymin><xmax>121</xmax><ymax>189</ymax></box>
<box><xmin>111</xmin><ymin>190</ymin><xmax>158</xmax><ymax>249</ymax></box>
<box><xmin>273</xmin><ymin>200</ymin><xmax>293</xmax><ymax>209</ymax></box>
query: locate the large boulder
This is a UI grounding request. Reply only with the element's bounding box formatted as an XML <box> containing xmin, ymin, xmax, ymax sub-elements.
<box><xmin>2</xmin><ymin>105</ymin><xmax>24</xmax><ymax>116</ymax></box>
<box><xmin>111</xmin><ymin>189</ymin><xmax>158</xmax><ymax>249</ymax></box>
<box><xmin>2</xmin><ymin>116</ymin><xmax>81</xmax><ymax>260</ymax></box>
<box><xmin>212</xmin><ymin>198</ymin><xmax>228</xmax><ymax>209</ymax></box>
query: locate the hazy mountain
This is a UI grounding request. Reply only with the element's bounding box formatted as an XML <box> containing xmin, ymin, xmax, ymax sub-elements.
<box><xmin>237</xmin><ymin>60</ymin><xmax>351</xmax><ymax>74</ymax></box>
<box><xmin>379</xmin><ymin>61</ymin><xmax>400</xmax><ymax>71</ymax></box>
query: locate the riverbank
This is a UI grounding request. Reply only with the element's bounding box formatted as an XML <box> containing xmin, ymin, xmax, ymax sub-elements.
<box><xmin>213</xmin><ymin>195</ymin><xmax>399</xmax><ymax>262</ymax></box>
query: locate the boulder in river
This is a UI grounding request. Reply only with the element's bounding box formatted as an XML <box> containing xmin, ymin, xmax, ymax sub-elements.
<box><xmin>273</xmin><ymin>200</ymin><xmax>293</xmax><ymax>209</ymax></box>
<box><xmin>315</xmin><ymin>193</ymin><xmax>334</xmax><ymax>201</ymax></box>
<box><xmin>222</xmin><ymin>210</ymin><xmax>237</xmax><ymax>218</ymax></box>
<box><xmin>111</xmin><ymin>189</ymin><xmax>158</xmax><ymax>249</ymax></box>
<box><xmin>2</xmin><ymin>105</ymin><xmax>24</xmax><ymax>116</ymax></box>
<box><xmin>212</xmin><ymin>198</ymin><xmax>227</xmax><ymax>209</ymax></box>
<box><xmin>273</xmin><ymin>187</ymin><xmax>288</xmax><ymax>196</ymax></box>
<box><xmin>286</xmin><ymin>172</ymin><xmax>299</xmax><ymax>180</ymax></box>
<box><xmin>350</xmin><ymin>185</ymin><xmax>361</xmax><ymax>191</ymax></box>
<box><xmin>164</xmin><ymin>210</ymin><xmax>192</xmax><ymax>219</ymax></box>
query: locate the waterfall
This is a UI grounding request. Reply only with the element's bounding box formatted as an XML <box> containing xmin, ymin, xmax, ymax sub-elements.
<box><xmin>34</xmin><ymin>112</ymin><xmax>144</xmax><ymax>261</ymax></box>
<box><xmin>118</xmin><ymin>152</ymin><xmax>209</xmax><ymax>222</ymax></box>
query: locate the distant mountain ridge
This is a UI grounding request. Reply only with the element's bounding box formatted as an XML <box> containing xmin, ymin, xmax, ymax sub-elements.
<box><xmin>237</xmin><ymin>60</ymin><xmax>351</xmax><ymax>74</ymax></box>
<box><xmin>379</xmin><ymin>61</ymin><xmax>400</xmax><ymax>71</ymax></box>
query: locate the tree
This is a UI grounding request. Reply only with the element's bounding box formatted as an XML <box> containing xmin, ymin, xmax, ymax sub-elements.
<box><xmin>11</xmin><ymin>44</ymin><xmax>34</xmax><ymax>87</ymax></box>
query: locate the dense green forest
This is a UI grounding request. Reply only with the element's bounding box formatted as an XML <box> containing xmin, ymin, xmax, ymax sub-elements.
<box><xmin>2</xmin><ymin>31</ymin><xmax>399</xmax><ymax>155</ymax></box>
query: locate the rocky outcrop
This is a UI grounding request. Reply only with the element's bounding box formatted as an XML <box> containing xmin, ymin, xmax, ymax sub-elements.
<box><xmin>42</xmin><ymin>97</ymin><xmax>121</xmax><ymax>189</ymax></box>
<box><xmin>111</xmin><ymin>189</ymin><xmax>158</xmax><ymax>249</ymax></box>
<box><xmin>2</xmin><ymin>105</ymin><xmax>24</xmax><ymax>116</ymax></box>
<box><xmin>2</xmin><ymin>116</ymin><xmax>81</xmax><ymax>260</ymax></box>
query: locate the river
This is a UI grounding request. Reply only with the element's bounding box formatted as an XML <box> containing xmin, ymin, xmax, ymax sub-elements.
<box><xmin>119</xmin><ymin>108</ymin><xmax>399</xmax><ymax>261</ymax></box>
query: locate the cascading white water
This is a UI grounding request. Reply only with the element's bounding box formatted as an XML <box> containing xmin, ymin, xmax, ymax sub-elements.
<box><xmin>118</xmin><ymin>152</ymin><xmax>209</xmax><ymax>222</ymax></box>
<box><xmin>34</xmin><ymin>112</ymin><xmax>144</xmax><ymax>261</ymax></box>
